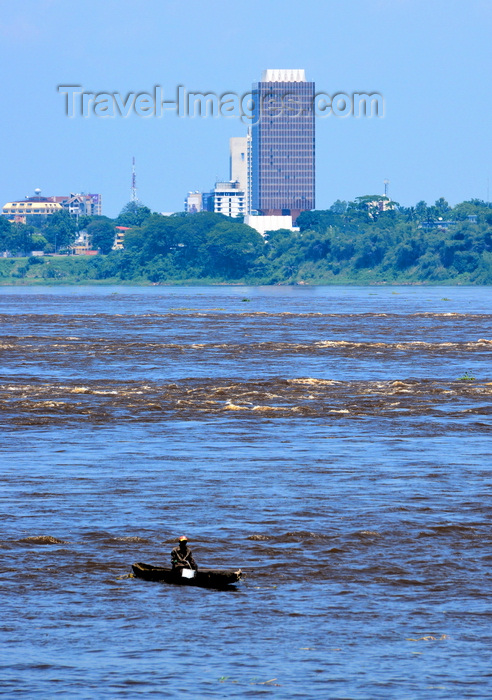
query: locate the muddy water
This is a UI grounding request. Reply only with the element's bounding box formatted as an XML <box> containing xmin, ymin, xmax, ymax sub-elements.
<box><xmin>1</xmin><ymin>285</ymin><xmax>491</xmax><ymax>698</ymax></box>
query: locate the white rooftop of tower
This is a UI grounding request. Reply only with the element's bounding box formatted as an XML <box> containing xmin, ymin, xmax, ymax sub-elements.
<box><xmin>261</xmin><ymin>69</ymin><xmax>306</xmax><ymax>82</ymax></box>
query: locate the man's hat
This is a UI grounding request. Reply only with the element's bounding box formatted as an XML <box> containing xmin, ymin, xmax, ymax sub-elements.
<box><xmin>179</xmin><ymin>536</ymin><xmax>188</xmax><ymax>542</ymax></box>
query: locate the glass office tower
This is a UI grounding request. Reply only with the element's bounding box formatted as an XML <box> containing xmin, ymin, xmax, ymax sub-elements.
<box><xmin>252</xmin><ymin>69</ymin><xmax>315</xmax><ymax>222</ymax></box>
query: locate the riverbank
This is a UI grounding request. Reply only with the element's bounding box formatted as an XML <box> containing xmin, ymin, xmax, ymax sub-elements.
<box><xmin>0</xmin><ymin>255</ymin><xmax>489</xmax><ymax>286</ymax></box>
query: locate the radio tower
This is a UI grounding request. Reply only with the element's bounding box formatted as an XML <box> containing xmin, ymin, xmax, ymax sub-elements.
<box><xmin>383</xmin><ymin>179</ymin><xmax>390</xmax><ymax>198</ymax></box>
<box><xmin>131</xmin><ymin>157</ymin><xmax>138</xmax><ymax>203</ymax></box>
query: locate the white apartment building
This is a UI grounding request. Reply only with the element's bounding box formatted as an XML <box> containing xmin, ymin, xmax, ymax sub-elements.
<box><xmin>213</xmin><ymin>181</ymin><xmax>246</xmax><ymax>217</ymax></box>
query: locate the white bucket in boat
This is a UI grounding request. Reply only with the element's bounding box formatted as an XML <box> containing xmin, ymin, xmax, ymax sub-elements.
<box><xmin>181</xmin><ymin>569</ymin><xmax>195</xmax><ymax>579</ymax></box>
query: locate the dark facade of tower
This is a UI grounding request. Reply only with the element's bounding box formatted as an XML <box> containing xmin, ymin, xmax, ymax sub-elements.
<box><xmin>252</xmin><ymin>69</ymin><xmax>315</xmax><ymax>222</ymax></box>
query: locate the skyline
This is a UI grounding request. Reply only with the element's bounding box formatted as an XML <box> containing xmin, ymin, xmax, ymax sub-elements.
<box><xmin>1</xmin><ymin>0</ymin><xmax>491</xmax><ymax>218</ymax></box>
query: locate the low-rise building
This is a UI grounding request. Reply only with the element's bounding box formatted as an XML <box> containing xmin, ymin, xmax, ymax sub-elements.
<box><xmin>113</xmin><ymin>226</ymin><xmax>131</xmax><ymax>250</ymax></box>
<box><xmin>52</xmin><ymin>193</ymin><xmax>102</xmax><ymax>218</ymax></box>
<box><xmin>184</xmin><ymin>191</ymin><xmax>203</xmax><ymax>213</ymax></box>
<box><xmin>71</xmin><ymin>229</ymin><xmax>98</xmax><ymax>255</ymax></box>
<box><xmin>2</xmin><ymin>196</ymin><xmax>62</xmax><ymax>223</ymax></box>
<box><xmin>2</xmin><ymin>190</ymin><xmax>102</xmax><ymax>223</ymax></box>
<box><xmin>244</xmin><ymin>214</ymin><xmax>298</xmax><ymax>236</ymax></box>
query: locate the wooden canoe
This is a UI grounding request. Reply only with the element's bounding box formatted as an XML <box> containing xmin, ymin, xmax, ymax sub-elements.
<box><xmin>132</xmin><ymin>562</ymin><xmax>242</xmax><ymax>588</ymax></box>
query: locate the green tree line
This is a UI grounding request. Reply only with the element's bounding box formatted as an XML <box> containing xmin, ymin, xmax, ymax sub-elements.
<box><xmin>1</xmin><ymin>197</ymin><xmax>491</xmax><ymax>284</ymax></box>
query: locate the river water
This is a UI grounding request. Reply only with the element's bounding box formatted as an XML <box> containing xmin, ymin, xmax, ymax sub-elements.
<box><xmin>1</xmin><ymin>285</ymin><xmax>491</xmax><ymax>699</ymax></box>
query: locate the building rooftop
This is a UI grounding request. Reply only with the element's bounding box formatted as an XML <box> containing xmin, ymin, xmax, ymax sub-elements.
<box><xmin>261</xmin><ymin>69</ymin><xmax>306</xmax><ymax>82</ymax></box>
<box><xmin>2</xmin><ymin>201</ymin><xmax>62</xmax><ymax>211</ymax></box>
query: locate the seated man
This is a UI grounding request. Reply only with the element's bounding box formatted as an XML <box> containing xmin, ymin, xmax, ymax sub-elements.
<box><xmin>171</xmin><ymin>536</ymin><xmax>197</xmax><ymax>572</ymax></box>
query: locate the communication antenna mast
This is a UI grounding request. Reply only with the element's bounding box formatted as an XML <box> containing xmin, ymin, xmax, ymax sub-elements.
<box><xmin>131</xmin><ymin>157</ymin><xmax>138</xmax><ymax>203</ymax></box>
<box><xmin>383</xmin><ymin>179</ymin><xmax>390</xmax><ymax>198</ymax></box>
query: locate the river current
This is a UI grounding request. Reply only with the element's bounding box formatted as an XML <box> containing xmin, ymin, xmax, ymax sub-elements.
<box><xmin>1</xmin><ymin>285</ymin><xmax>491</xmax><ymax>699</ymax></box>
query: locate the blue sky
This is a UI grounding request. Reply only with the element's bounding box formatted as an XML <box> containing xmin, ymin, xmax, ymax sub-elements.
<box><xmin>1</xmin><ymin>0</ymin><xmax>491</xmax><ymax>217</ymax></box>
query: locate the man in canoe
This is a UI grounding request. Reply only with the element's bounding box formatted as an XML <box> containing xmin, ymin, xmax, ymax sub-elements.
<box><xmin>171</xmin><ymin>536</ymin><xmax>197</xmax><ymax>572</ymax></box>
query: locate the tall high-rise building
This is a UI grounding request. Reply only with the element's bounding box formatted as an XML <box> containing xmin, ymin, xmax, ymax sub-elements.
<box><xmin>230</xmin><ymin>132</ymin><xmax>252</xmax><ymax>215</ymax></box>
<box><xmin>252</xmin><ymin>69</ymin><xmax>315</xmax><ymax>222</ymax></box>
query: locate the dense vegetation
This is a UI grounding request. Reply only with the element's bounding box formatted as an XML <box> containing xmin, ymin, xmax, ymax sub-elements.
<box><xmin>1</xmin><ymin>197</ymin><xmax>491</xmax><ymax>285</ymax></box>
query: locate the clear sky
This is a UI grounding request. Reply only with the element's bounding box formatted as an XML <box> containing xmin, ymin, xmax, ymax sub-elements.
<box><xmin>1</xmin><ymin>0</ymin><xmax>491</xmax><ymax>217</ymax></box>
